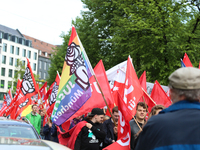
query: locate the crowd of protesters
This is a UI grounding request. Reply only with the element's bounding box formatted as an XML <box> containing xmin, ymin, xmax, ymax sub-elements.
<box><xmin>21</xmin><ymin>67</ymin><xmax>200</xmax><ymax>150</ymax></box>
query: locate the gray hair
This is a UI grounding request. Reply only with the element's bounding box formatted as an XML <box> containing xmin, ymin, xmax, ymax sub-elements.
<box><xmin>169</xmin><ymin>85</ymin><xmax>200</xmax><ymax>102</ymax></box>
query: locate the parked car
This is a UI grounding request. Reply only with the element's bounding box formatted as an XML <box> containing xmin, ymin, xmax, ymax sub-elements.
<box><xmin>0</xmin><ymin>136</ymin><xmax>71</xmax><ymax>150</ymax></box>
<box><xmin>0</xmin><ymin>117</ymin><xmax>40</xmax><ymax>139</ymax></box>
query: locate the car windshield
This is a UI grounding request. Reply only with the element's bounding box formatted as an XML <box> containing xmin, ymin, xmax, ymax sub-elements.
<box><xmin>0</xmin><ymin>125</ymin><xmax>37</xmax><ymax>139</ymax></box>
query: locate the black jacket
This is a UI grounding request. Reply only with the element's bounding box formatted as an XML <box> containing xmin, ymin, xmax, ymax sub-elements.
<box><xmin>43</xmin><ymin>124</ymin><xmax>53</xmax><ymax>141</ymax></box>
<box><xmin>102</xmin><ymin>118</ymin><xmax>116</xmax><ymax>147</ymax></box>
<box><xmin>129</xmin><ymin>117</ymin><xmax>143</xmax><ymax>150</ymax></box>
<box><xmin>74</xmin><ymin>119</ymin><xmax>106</xmax><ymax>150</ymax></box>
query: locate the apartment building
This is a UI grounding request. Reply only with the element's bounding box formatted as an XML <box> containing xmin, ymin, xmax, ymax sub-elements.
<box><xmin>0</xmin><ymin>24</ymin><xmax>38</xmax><ymax>100</ymax></box>
<box><xmin>23</xmin><ymin>35</ymin><xmax>56</xmax><ymax>82</ymax></box>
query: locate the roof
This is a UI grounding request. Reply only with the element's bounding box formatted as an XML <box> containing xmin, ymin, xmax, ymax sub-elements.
<box><xmin>0</xmin><ymin>24</ymin><xmax>24</xmax><ymax>38</ymax></box>
<box><xmin>23</xmin><ymin>34</ymin><xmax>56</xmax><ymax>58</ymax></box>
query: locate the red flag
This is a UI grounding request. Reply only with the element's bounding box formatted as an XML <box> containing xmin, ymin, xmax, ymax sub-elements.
<box><xmin>139</xmin><ymin>71</ymin><xmax>147</xmax><ymax>92</ymax></box>
<box><xmin>9</xmin><ymin>58</ymin><xmax>39</xmax><ymax>119</ymax></box>
<box><xmin>37</xmin><ymin>81</ymin><xmax>47</xmax><ymax>108</ymax></box>
<box><xmin>143</xmin><ymin>91</ymin><xmax>156</xmax><ymax>113</ymax></box>
<box><xmin>5</xmin><ymin>80</ymin><xmax>21</xmax><ymax>116</ymax></box>
<box><xmin>111</xmin><ymin>69</ymin><xmax>125</xmax><ymax>106</ymax></box>
<box><xmin>183</xmin><ymin>53</ymin><xmax>193</xmax><ymax>67</ymax></box>
<box><xmin>58</xmin><ymin>121</ymin><xmax>87</xmax><ymax>149</ymax></box>
<box><xmin>43</xmin><ymin>74</ymin><xmax>60</xmax><ymax>126</ymax></box>
<box><xmin>138</xmin><ymin>71</ymin><xmax>147</xmax><ymax>103</ymax></box>
<box><xmin>199</xmin><ymin>61</ymin><xmax>200</xmax><ymax>69</ymax></box>
<box><xmin>60</xmin><ymin>60</ymin><xmax>114</xmax><ymax>132</ymax></box>
<box><xmin>103</xmin><ymin>92</ymin><xmax>132</xmax><ymax>150</ymax></box>
<box><xmin>150</xmin><ymin>80</ymin><xmax>172</xmax><ymax>108</ymax></box>
<box><xmin>123</xmin><ymin>57</ymin><xmax>143</xmax><ymax>116</ymax></box>
<box><xmin>0</xmin><ymin>90</ymin><xmax>12</xmax><ymax>116</ymax></box>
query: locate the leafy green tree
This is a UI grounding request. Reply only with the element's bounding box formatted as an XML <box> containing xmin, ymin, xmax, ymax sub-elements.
<box><xmin>49</xmin><ymin>0</ymin><xmax>200</xmax><ymax>86</ymax></box>
<box><xmin>47</xmin><ymin>32</ymin><xmax>71</xmax><ymax>86</ymax></box>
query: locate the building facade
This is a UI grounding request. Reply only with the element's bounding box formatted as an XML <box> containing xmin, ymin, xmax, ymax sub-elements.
<box><xmin>0</xmin><ymin>24</ymin><xmax>38</xmax><ymax>100</ymax></box>
<box><xmin>23</xmin><ymin>35</ymin><xmax>56</xmax><ymax>83</ymax></box>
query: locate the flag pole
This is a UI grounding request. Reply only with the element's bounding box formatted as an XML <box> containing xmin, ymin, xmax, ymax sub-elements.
<box><xmin>142</xmin><ymin>88</ymin><xmax>157</xmax><ymax>105</ymax></box>
<box><xmin>57</xmin><ymin>70</ymin><xmax>61</xmax><ymax>79</ymax></box>
<box><xmin>93</xmin><ymin>75</ymin><xmax>117</xmax><ymax>127</ymax></box>
<box><xmin>132</xmin><ymin>116</ymin><xmax>143</xmax><ymax>131</ymax></box>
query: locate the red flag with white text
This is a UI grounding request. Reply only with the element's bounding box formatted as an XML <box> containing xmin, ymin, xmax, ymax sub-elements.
<box><xmin>9</xmin><ymin>58</ymin><xmax>39</xmax><ymax>119</ymax></box>
<box><xmin>0</xmin><ymin>90</ymin><xmax>12</xmax><ymax>116</ymax></box>
<box><xmin>123</xmin><ymin>57</ymin><xmax>143</xmax><ymax>116</ymax></box>
<box><xmin>103</xmin><ymin>92</ymin><xmax>132</xmax><ymax>150</ymax></box>
<box><xmin>43</xmin><ymin>74</ymin><xmax>60</xmax><ymax>126</ymax></box>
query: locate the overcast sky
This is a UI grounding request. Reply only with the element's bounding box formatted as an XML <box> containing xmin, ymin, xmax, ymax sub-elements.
<box><xmin>0</xmin><ymin>0</ymin><xmax>85</xmax><ymax>45</ymax></box>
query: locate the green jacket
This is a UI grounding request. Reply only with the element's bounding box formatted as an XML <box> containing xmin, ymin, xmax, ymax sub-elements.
<box><xmin>26</xmin><ymin>112</ymin><xmax>41</xmax><ymax>134</ymax></box>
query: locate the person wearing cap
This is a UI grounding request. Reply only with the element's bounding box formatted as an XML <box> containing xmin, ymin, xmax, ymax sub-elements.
<box><xmin>135</xmin><ymin>67</ymin><xmax>200</xmax><ymax>150</ymax></box>
<box><xmin>74</xmin><ymin>108</ymin><xmax>106</xmax><ymax>150</ymax></box>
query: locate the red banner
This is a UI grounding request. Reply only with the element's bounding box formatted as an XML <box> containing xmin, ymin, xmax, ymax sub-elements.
<box><xmin>103</xmin><ymin>92</ymin><xmax>132</xmax><ymax>150</ymax></box>
<box><xmin>123</xmin><ymin>57</ymin><xmax>143</xmax><ymax>116</ymax></box>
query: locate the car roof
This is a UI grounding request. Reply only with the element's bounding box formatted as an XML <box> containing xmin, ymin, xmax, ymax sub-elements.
<box><xmin>0</xmin><ymin>118</ymin><xmax>32</xmax><ymax>127</ymax></box>
<box><xmin>0</xmin><ymin>136</ymin><xmax>52</xmax><ymax>150</ymax></box>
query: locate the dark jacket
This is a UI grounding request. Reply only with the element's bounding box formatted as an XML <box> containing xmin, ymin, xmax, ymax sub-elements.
<box><xmin>74</xmin><ymin>119</ymin><xmax>106</xmax><ymax>150</ymax></box>
<box><xmin>129</xmin><ymin>117</ymin><xmax>143</xmax><ymax>150</ymax></box>
<box><xmin>135</xmin><ymin>100</ymin><xmax>200</xmax><ymax>150</ymax></box>
<box><xmin>51</xmin><ymin>123</ymin><xmax>59</xmax><ymax>143</ymax></box>
<box><xmin>43</xmin><ymin>123</ymin><xmax>53</xmax><ymax>141</ymax></box>
<box><xmin>40</xmin><ymin>116</ymin><xmax>44</xmax><ymax>136</ymax></box>
<box><xmin>102</xmin><ymin>118</ymin><xmax>116</xmax><ymax>147</ymax></box>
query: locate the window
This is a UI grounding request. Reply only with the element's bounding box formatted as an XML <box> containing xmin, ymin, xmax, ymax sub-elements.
<box><xmin>39</xmin><ymin>61</ymin><xmax>42</xmax><ymax>69</ymax></box>
<box><xmin>22</xmin><ymin>49</ymin><xmax>26</xmax><ymax>57</ymax></box>
<box><xmin>0</xmin><ymin>80</ymin><xmax>4</xmax><ymax>88</ymax></box>
<box><xmin>22</xmin><ymin>60</ymin><xmax>25</xmax><ymax>66</ymax></box>
<box><xmin>1</xmin><ymin>68</ymin><xmax>5</xmax><ymax>76</ymax></box>
<box><xmin>0</xmin><ymin>32</ymin><xmax>3</xmax><ymax>38</ymax></box>
<box><xmin>49</xmin><ymin>63</ymin><xmax>51</xmax><ymax>68</ymax></box>
<box><xmin>27</xmin><ymin>50</ymin><xmax>31</xmax><ymax>59</ymax></box>
<box><xmin>9</xmin><ymin>57</ymin><xmax>13</xmax><ymax>66</ymax></box>
<box><xmin>14</xmin><ymin>70</ymin><xmax>18</xmax><ymax>78</ymax></box>
<box><xmin>45</xmin><ymin>52</ymin><xmax>48</xmax><ymax>57</ymax></box>
<box><xmin>2</xmin><ymin>55</ymin><xmax>6</xmax><ymax>64</ymax></box>
<box><xmin>22</xmin><ymin>39</ymin><xmax>25</xmax><ymax>45</ymax></box>
<box><xmin>8</xmin><ymin>69</ymin><xmax>13</xmax><ymax>78</ymax></box>
<box><xmin>10</xmin><ymin>45</ymin><xmax>14</xmax><ymax>54</ymax></box>
<box><xmin>33</xmin><ymin>63</ymin><xmax>36</xmax><ymax>71</ymax></box>
<box><xmin>3</xmin><ymin>43</ymin><xmax>7</xmax><ymax>52</ymax></box>
<box><xmin>15</xmin><ymin>59</ymin><xmax>19</xmax><ymax>67</ymax></box>
<box><xmin>8</xmin><ymin>35</ymin><xmax>11</xmax><ymax>41</ymax></box>
<box><xmin>44</xmin><ymin>62</ymin><xmax>46</xmax><ymax>70</ymax></box>
<box><xmin>15</xmin><ymin>47</ymin><xmax>20</xmax><ymax>55</ymax></box>
<box><xmin>39</xmin><ymin>50</ymin><xmax>41</xmax><ymax>55</ymax></box>
<box><xmin>15</xmin><ymin>37</ymin><xmax>19</xmax><ymax>43</ymax></box>
<box><xmin>8</xmin><ymin>81</ymin><xmax>12</xmax><ymax>89</ymax></box>
<box><xmin>44</xmin><ymin>73</ymin><xmax>46</xmax><ymax>79</ymax></box>
<box><xmin>34</xmin><ymin>52</ymin><xmax>37</xmax><ymax>60</ymax></box>
<box><xmin>39</xmin><ymin>72</ymin><xmax>41</xmax><ymax>78</ymax></box>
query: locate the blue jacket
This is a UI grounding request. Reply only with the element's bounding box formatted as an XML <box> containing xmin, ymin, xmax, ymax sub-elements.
<box><xmin>135</xmin><ymin>100</ymin><xmax>200</xmax><ymax>150</ymax></box>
